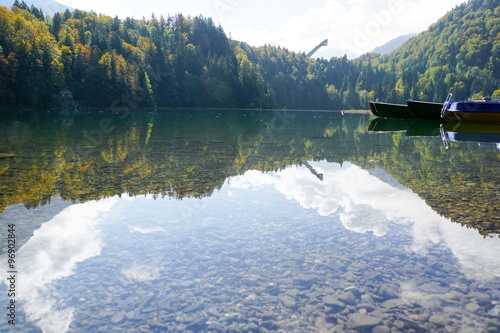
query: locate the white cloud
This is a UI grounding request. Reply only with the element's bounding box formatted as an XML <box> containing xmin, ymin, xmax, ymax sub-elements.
<box><xmin>440</xmin><ymin>220</ymin><xmax>500</xmax><ymax>281</ymax></box>
<box><xmin>229</xmin><ymin>160</ymin><xmax>500</xmax><ymax>280</ymax></box>
<box><xmin>1</xmin><ymin>198</ymin><xmax>117</xmax><ymax>333</ymax></box>
<box><xmin>122</xmin><ymin>262</ymin><xmax>159</xmax><ymax>281</ymax></box>
<box><xmin>127</xmin><ymin>225</ymin><xmax>166</xmax><ymax>234</ymax></box>
<box><xmin>228</xmin><ymin>0</ymin><xmax>464</xmax><ymax>58</ymax></box>
<box><xmin>229</xmin><ymin>169</ymin><xmax>275</xmax><ymax>190</ymax></box>
<box><xmin>230</xmin><ymin>161</ymin><xmax>433</xmax><ymax>235</ymax></box>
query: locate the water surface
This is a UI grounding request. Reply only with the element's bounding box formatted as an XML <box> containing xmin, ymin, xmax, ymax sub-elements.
<box><xmin>0</xmin><ymin>109</ymin><xmax>499</xmax><ymax>332</ymax></box>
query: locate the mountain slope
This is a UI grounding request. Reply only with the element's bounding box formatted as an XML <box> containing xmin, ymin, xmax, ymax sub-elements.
<box><xmin>0</xmin><ymin>0</ymin><xmax>71</xmax><ymax>16</ymax></box>
<box><xmin>372</xmin><ymin>34</ymin><xmax>417</xmax><ymax>55</ymax></box>
<box><xmin>380</xmin><ymin>0</ymin><xmax>500</xmax><ymax>101</ymax></box>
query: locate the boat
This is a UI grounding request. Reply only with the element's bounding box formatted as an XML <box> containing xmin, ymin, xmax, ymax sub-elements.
<box><xmin>369</xmin><ymin>102</ymin><xmax>415</xmax><ymax>119</ymax></box>
<box><xmin>440</xmin><ymin>121</ymin><xmax>500</xmax><ymax>151</ymax></box>
<box><xmin>368</xmin><ymin>102</ymin><xmax>379</xmax><ymax>116</ymax></box>
<box><xmin>406</xmin><ymin>100</ymin><xmax>444</xmax><ymax>120</ymax></box>
<box><xmin>441</xmin><ymin>95</ymin><xmax>500</xmax><ymax>122</ymax></box>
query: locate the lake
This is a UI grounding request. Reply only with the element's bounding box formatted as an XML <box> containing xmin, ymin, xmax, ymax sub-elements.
<box><xmin>0</xmin><ymin>108</ymin><xmax>499</xmax><ymax>333</ymax></box>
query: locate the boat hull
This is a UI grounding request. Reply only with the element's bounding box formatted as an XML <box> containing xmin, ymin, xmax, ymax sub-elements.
<box><xmin>443</xmin><ymin>101</ymin><xmax>500</xmax><ymax>122</ymax></box>
<box><xmin>407</xmin><ymin>100</ymin><xmax>443</xmax><ymax>120</ymax></box>
<box><xmin>368</xmin><ymin>102</ymin><xmax>379</xmax><ymax>116</ymax></box>
<box><xmin>370</xmin><ymin>102</ymin><xmax>415</xmax><ymax>119</ymax></box>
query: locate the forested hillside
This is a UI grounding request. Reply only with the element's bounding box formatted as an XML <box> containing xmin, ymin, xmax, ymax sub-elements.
<box><xmin>0</xmin><ymin>0</ymin><xmax>499</xmax><ymax>109</ymax></box>
<box><xmin>372</xmin><ymin>0</ymin><xmax>500</xmax><ymax>102</ymax></box>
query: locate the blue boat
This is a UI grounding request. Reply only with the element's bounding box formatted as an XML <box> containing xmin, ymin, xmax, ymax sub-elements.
<box><xmin>441</xmin><ymin>94</ymin><xmax>500</xmax><ymax>122</ymax></box>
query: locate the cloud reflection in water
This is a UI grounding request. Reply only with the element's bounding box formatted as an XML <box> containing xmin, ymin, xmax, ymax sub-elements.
<box><xmin>229</xmin><ymin>161</ymin><xmax>500</xmax><ymax>281</ymax></box>
<box><xmin>15</xmin><ymin>199</ymin><xmax>116</xmax><ymax>333</ymax></box>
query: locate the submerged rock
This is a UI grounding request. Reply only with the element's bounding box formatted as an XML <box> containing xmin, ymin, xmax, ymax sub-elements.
<box><xmin>110</xmin><ymin>311</ymin><xmax>125</xmax><ymax>324</ymax></box>
<box><xmin>338</xmin><ymin>291</ymin><xmax>358</xmax><ymax>306</ymax></box>
<box><xmin>323</xmin><ymin>295</ymin><xmax>346</xmax><ymax>313</ymax></box>
<box><xmin>347</xmin><ymin>313</ymin><xmax>382</xmax><ymax>330</ymax></box>
<box><xmin>280</xmin><ymin>295</ymin><xmax>296</xmax><ymax>308</ymax></box>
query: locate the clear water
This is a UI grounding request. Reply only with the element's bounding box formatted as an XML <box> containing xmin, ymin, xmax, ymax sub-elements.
<box><xmin>0</xmin><ymin>109</ymin><xmax>499</xmax><ymax>333</ymax></box>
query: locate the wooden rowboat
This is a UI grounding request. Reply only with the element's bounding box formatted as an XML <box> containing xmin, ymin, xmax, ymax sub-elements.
<box><xmin>407</xmin><ymin>100</ymin><xmax>444</xmax><ymax>120</ymax></box>
<box><xmin>369</xmin><ymin>102</ymin><xmax>415</xmax><ymax>119</ymax></box>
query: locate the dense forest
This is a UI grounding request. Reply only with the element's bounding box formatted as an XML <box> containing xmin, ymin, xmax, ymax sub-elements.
<box><xmin>0</xmin><ymin>0</ymin><xmax>499</xmax><ymax>109</ymax></box>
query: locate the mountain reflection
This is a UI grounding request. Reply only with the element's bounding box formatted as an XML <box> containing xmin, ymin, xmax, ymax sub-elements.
<box><xmin>0</xmin><ymin>109</ymin><xmax>499</xmax><ymax>236</ymax></box>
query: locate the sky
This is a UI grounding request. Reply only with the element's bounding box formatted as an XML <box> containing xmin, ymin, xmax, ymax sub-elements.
<box><xmin>52</xmin><ymin>0</ymin><xmax>464</xmax><ymax>57</ymax></box>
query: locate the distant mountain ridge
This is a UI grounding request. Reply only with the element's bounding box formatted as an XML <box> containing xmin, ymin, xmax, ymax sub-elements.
<box><xmin>372</xmin><ymin>34</ymin><xmax>418</xmax><ymax>55</ymax></box>
<box><xmin>0</xmin><ymin>0</ymin><xmax>71</xmax><ymax>16</ymax></box>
